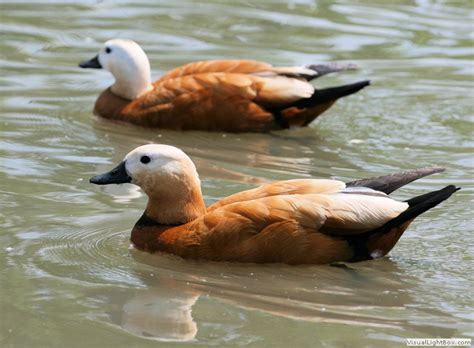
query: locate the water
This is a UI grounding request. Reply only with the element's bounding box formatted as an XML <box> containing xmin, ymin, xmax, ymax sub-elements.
<box><xmin>1</xmin><ymin>1</ymin><xmax>473</xmax><ymax>347</ymax></box>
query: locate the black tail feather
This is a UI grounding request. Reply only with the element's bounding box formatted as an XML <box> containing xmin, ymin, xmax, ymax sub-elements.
<box><xmin>384</xmin><ymin>185</ymin><xmax>460</xmax><ymax>231</ymax></box>
<box><xmin>292</xmin><ymin>80</ymin><xmax>370</xmax><ymax>109</ymax></box>
<box><xmin>346</xmin><ymin>167</ymin><xmax>446</xmax><ymax>194</ymax></box>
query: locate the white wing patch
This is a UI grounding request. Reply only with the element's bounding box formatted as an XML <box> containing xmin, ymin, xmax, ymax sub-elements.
<box><xmin>272</xmin><ymin>66</ymin><xmax>318</xmax><ymax>77</ymax></box>
<box><xmin>328</xmin><ymin>193</ymin><xmax>409</xmax><ymax>229</ymax></box>
<box><xmin>256</xmin><ymin>76</ymin><xmax>314</xmax><ymax>104</ymax></box>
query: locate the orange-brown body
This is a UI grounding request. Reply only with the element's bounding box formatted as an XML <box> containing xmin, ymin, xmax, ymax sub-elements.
<box><xmin>130</xmin><ymin>180</ymin><xmax>413</xmax><ymax>264</ymax></box>
<box><xmin>93</xmin><ymin>60</ymin><xmax>358</xmax><ymax>132</ymax></box>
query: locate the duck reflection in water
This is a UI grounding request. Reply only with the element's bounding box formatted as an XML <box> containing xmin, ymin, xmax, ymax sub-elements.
<box><xmin>111</xmin><ymin>253</ymin><xmax>457</xmax><ymax>342</ymax></box>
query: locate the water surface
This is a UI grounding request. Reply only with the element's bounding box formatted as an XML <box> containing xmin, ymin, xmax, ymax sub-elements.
<box><xmin>1</xmin><ymin>1</ymin><xmax>473</xmax><ymax>347</ymax></box>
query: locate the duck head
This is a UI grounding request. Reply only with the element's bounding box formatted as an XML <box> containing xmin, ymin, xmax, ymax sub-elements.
<box><xmin>90</xmin><ymin>144</ymin><xmax>206</xmax><ymax>225</ymax></box>
<box><xmin>79</xmin><ymin>39</ymin><xmax>153</xmax><ymax>100</ymax></box>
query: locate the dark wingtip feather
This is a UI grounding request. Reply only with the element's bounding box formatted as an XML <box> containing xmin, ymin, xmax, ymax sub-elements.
<box><xmin>346</xmin><ymin>167</ymin><xmax>446</xmax><ymax>195</ymax></box>
<box><xmin>304</xmin><ymin>63</ymin><xmax>359</xmax><ymax>80</ymax></box>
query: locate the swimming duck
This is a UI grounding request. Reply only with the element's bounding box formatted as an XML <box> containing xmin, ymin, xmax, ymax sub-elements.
<box><xmin>89</xmin><ymin>144</ymin><xmax>458</xmax><ymax>264</ymax></box>
<box><xmin>79</xmin><ymin>39</ymin><xmax>370</xmax><ymax>132</ymax></box>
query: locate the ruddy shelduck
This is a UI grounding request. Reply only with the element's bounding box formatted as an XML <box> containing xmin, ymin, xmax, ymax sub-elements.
<box><xmin>89</xmin><ymin>144</ymin><xmax>458</xmax><ymax>264</ymax></box>
<box><xmin>79</xmin><ymin>39</ymin><xmax>370</xmax><ymax>132</ymax></box>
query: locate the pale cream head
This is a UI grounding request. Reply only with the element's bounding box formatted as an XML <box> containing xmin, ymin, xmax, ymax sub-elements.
<box><xmin>97</xmin><ymin>39</ymin><xmax>153</xmax><ymax>100</ymax></box>
<box><xmin>123</xmin><ymin>144</ymin><xmax>199</xmax><ymax>193</ymax></box>
<box><xmin>123</xmin><ymin>144</ymin><xmax>206</xmax><ymax>224</ymax></box>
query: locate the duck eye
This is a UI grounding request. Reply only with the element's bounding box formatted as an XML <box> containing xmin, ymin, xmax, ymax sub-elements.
<box><xmin>105</xmin><ymin>47</ymin><xmax>112</xmax><ymax>54</ymax></box>
<box><xmin>140</xmin><ymin>155</ymin><xmax>151</xmax><ymax>164</ymax></box>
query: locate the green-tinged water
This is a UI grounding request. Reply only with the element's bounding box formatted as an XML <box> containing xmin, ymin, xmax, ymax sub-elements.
<box><xmin>1</xmin><ymin>1</ymin><xmax>473</xmax><ymax>347</ymax></box>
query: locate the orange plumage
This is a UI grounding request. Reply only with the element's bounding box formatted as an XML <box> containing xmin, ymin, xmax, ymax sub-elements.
<box><xmin>89</xmin><ymin>145</ymin><xmax>458</xmax><ymax>264</ymax></box>
<box><xmin>80</xmin><ymin>39</ymin><xmax>370</xmax><ymax>132</ymax></box>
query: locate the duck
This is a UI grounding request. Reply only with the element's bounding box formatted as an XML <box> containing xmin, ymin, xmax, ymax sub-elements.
<box><xmin>89</xmin><ymin>144</ymin><xmax>459</xmax><ymax>264</ymax></box>
<box><xmin>79</xmin><ymin>39</ymin><xmax>370</xmax><ymax>132</ymax></box>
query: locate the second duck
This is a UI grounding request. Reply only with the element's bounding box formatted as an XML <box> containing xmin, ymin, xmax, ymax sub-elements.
<box><xmin>79</xmin><ymin>39</ymin><xmax>369</xmax><ymax>132</ymax></box>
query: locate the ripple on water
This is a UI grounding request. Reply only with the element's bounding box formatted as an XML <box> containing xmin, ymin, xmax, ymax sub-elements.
<box><xmin>14</xmin><ymin>216</ymin><xmax>141</xmax><ymax>287</ymax></box>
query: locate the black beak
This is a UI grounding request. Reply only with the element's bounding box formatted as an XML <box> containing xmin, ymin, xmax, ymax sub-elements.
<box><xmin>90</xmin><ymin>161</ymin><xmax>131</xmax><ymax>185</ymax></box>
<box><xmin>79</xmin><ymin>55</ymin><xmax>102</xmax><ymax>69</ymax></box>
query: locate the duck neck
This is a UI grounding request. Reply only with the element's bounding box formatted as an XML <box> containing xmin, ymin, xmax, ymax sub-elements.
<box><xmin>143</xmin><ymin>182</ymin><xmax>207</xmax><ymax>226</ymax></box>
<box><xmin>131</xmin><ymin>186</ymin><xmax>206</xmax><ymax>251</ymax></box>
<box><xmin>110</xmin><ymin>63</ymin><xmax>153</xmax><ymax>100</ymax></box>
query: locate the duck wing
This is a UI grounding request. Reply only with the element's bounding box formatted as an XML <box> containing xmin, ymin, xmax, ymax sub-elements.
<box><xmin>346</xmin><ymin>167</ymin><xmax>445</xmax><ymax>194</ymax></box>
<box><xmin>208</xmin><ymin>179</ymin><xmax>346</xmax><ymax>212</ymax></box>
<box><xmin>209</xmin><ymin>166</ymin><xmax>447</xmax><ymax>211</ymax></box>
<box><xmin>156</xmin><ymin>59</ymin><xmax>319</xmax><ymax>82</ymax></box>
